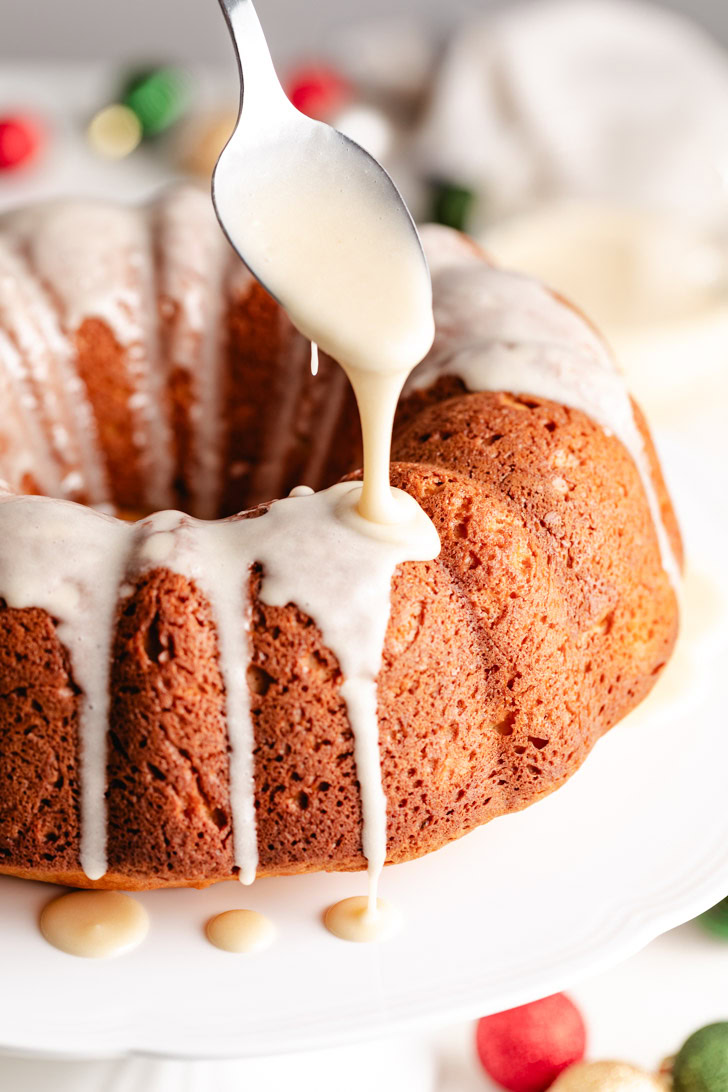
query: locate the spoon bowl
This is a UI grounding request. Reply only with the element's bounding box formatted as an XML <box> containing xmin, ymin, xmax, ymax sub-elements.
<box><xmin>212</xmin><ymin>0</ymin><xmax>432</xmax><ymax>373</ymax></box>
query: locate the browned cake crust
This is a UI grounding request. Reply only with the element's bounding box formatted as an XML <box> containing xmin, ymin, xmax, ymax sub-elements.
<box><xmin>74</xmin><ymin>317</ymin><xmax>146</xmax><ymax>511</ymax></box>
<box><xmin>220</xmin><ymin>284</ymin><xmax>361</xmax><ymax>518</ymax></box>
<box><xmin>0</xmin><ymin>367</ymin><xmax>680</xmax><ymax>888</ymax></box>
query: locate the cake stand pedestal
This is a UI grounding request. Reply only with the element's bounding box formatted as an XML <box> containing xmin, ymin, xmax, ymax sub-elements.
<box><xmin>0</xmin><ymin>1039</ymin><xmax>437</xmax><ymax>1092</ymax></box>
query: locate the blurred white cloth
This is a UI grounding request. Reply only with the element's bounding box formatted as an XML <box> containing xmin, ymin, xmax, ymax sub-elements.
<box><xmin>415</xmin><ymin>0</ymin><xmax>728</xmax><ymax>227</ymax></box>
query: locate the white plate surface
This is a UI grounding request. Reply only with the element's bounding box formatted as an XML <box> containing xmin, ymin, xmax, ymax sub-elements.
<box><xmin>0</xmin><ymin>428</ymin><xmax>725</xmax><ymax>1061</ymax></box>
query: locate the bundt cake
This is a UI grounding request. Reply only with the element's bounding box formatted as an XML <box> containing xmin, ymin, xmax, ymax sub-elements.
<box><xmin>0</xmin><ymin>186</ymin><xmax>680</xmax><ymax>891</ymax></box>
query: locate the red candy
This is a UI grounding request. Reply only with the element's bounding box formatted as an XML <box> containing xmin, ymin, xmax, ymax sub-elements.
<box><xmin>0</xmin><ymin>115</ymin><xmax>42</xmax><ymax>171</ymax></box>
<box><xmin>285</xmin><ymin>64</ymin><xmax>352</xmax><ymax>120</ymax></box>
<box><xmin>476</xmin><ymin>993</ymin><xmax>587</xmax><ymax>1092</ymax></box>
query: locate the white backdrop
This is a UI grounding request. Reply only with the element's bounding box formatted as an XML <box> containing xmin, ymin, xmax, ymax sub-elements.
<box><xmin>0</xmin><ymin>0</ymin><xmax>727</xmax><ymax>64</ymax></box>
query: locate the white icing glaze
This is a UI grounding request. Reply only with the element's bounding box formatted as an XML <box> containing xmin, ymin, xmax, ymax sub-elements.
<box><xmin>0</xmin><ymin>234</ymin><xmax>109</xmax><ymax>504</ymax></box>
<box><xmin>411</xmin><ymin>226</ymin><xmax>680</xmax><ymax>589</ymax></box>
<box><xmin>5</xmin><ymin>201</ymin><xmax>174</xmax><ymax>511</ymax></box>
<box><xmin>205</xmin><ymin>908</ymin><xmax>276</xmax><ymax>953</ymax></box>
<box><xmin>156</xmin><ymin>187</ymin><xmax>230</xmax><ymax>519</ymax></box>
<box><xmin>40</xmin><ymin>891</ymin><xmax>149</xmax><ymax>959</ymax></box>
<box><xmin>0</xmin><ymin>495</ymin><xmax>133</xmax><ymax>879</ymax></box>
<box><xmin>0</xmin><ymin>330</ymin><xmax>62</xmax><ymax>497</ymax></box>
<box><xmin>136</xmin><ymin>509</ymin><xmax>258</xmax><ymax>884</ymax></box>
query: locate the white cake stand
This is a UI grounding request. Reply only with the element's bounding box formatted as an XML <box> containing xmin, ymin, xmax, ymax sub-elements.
<box><xmin>0</xmin><ymin>431</ymin><xmax>724</xmax><ymax>1092</ymax></box>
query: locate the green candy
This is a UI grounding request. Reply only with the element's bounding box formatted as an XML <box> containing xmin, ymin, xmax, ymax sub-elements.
<box><xmin>673</xmin><ymin>1023</ymin><xmax>728</xmax><ymax>1092</ymax></box>
<box><xmin>430</xmin><ymin>180</ymin><xmax>476</xmax><ymax>232</ymax></box>
<box><xmin>698</xmin><ymin>898</ymin><xmax>728</xmax><ymax>939</ymax></box>
<box><xmin>121</xmin><ymin>66</ymin><xmax>190</xmax><ymax>137</ymax></box>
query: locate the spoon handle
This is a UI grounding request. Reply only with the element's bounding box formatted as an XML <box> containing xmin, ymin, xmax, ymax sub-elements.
<box><xmin>217</xmin><ymin>0</ymin><xmax>290</xmax><ymax>117</ymax></box>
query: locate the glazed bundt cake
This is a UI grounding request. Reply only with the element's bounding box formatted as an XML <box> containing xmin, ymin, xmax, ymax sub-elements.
<box><xmin>0</xmin><ymin>187</ymin><xmax>680</xmax><ymax>890</ymax></box>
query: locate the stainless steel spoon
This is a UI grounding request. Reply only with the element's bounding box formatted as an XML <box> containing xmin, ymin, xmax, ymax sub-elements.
<box><xmin>211</xmin><ymin>0</ymin><xmax>430</xmax><ymax>354</ymax></box>
<box><xmin>212</xmin><ymin>0</ymin><xmax>435</xmax><ymax>527</ymax></box>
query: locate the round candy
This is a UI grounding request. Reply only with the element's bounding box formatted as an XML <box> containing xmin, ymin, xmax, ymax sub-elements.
<box><xmin>697</xmin><ymin>898</ymin><xmax>728</xmax><ymax>939</ymax></box>
<box><xmin>87</xmin><ymin>104</ymin><xmax>142</xmax><ymax>159</ymax></box>
<box><xmin>285</xmin><ymin>64</ymin><xmax>352</xmax><ymax>120</ymax></box>
<box><xmin>550</xmin><ymin>1061</ymin><xmax>666</xmax><ymax>1090</ymax></box>
<box><xmin>430</xmin><ymin>179</ymin><xmax>475</xmax><ymax>232</ymax></box>
<box><xmin>0</xmin><ymin>115</ymin><xmax>42</xmax><ymax>171</ymax></box>
<box><xmin>673</xmin><ymin>1022</ymin><xmax>728</xmax><ymax>1092</ymax></box>
<box><xmin>121</xmin><ymin>66</ymin><xmax>190</xmax><ymax>137</ymax></box>
<box><xmin>476</xmin><ymin>993</ymin><xmax>587</xmax><ymax>1092</ymax></box>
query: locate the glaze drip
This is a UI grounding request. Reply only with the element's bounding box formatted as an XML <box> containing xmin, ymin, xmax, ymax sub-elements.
<box><xmin>137</xmin><ymin>483</ymin><xmax>439</xmax><ymax>886</ymax></box>
<box><xmin>0</xmin><ymin>482</ymin><xmax>438</xmax><ymax>886</ymax></box>
<box><xmin>0</xmin><ymin>190</ymin><xmax>236</xmax><ymax>517</ymax></box>
<box><xmin>156</xmin><ymin>188</ymin><xmax>231</xmax><ymax>519</ymax></box>
<box><xmin>0</xmin><ymin>235</ymin><xmax>109</xmax><ymax>504</ymax></box>
<box><xmin>0</xmin><ymin>495</ymin><xmax>133</xmax><ymax>878</ymax></box>
<box><xmin>323</xmin><ymin>894</ymin><xmax>401</xmax><ymax>943</ymax></box>
<box><xmin>411</xmin><ymin>226</ymin><xmax>681</xmax><ymax>588</ymax></box>
<box><xmin>0</xmin><ymin>329</ymin><xmax>63</xmax><ymax>497</ymax></box>
<box><xmin>8</xmin><ymin>202</ymin><xmax>175</xmax><ymax>511</ymax></box>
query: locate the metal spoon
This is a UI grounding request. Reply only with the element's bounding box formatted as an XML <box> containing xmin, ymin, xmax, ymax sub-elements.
<box><xmin>211</xmin><ymin>0</ymin><xmax>431</xmax><ymax>363</ymax></box>
<box><xmin>212</xmin><ymin>0</ymin><xmax>435</xmax><ymax>526</ymax></box>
